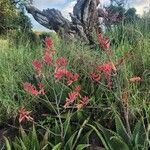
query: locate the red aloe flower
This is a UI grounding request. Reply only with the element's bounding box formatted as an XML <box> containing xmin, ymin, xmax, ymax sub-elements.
<box><xmin>64</xmin><ymin>91</ymin><xmax>79</xmax><ymax>108</ymax></box>
<box><xmin>18</xmin><ymin>107</ymin><xmax>33</xmax><ymax>123</ymax></box>
<box><xmin>97</xmin><ymin>63</ymin><xmax>113</xmax><ymax>88</ymax></box>
<box><xmin>98</xmin><ymin>33</ymin><xmax>110</xmax><ymax>49</ymax></box>
<box><xmin>74</xmin><ymin>85</ymin><xmax>81</xmax><ymax>92</ymax></box>
<box><xmin>76</xmin><ymin>96</ymin><xmax>90</xmax><ymax>109</ymax></box>
<box><xmin>110</xmin><ymin>61</ymin><xmax>117</xmax><ymax>72</ymax></box>
<box><xmin>98</xmin><ymin>63</ymin><xmax>112</xmax><ymax>73</ymax></box>
<box><xmin>32</xmin><ymin>60</ymin><xmax>42</xmax><ymax>76</ymax></box>
<box><xmin>130</xmin><ymin>76</ymin><xmax>141</xmax><ymax>82</ymax></box>
<box><xmin>45</xmin><ymin>37</ymin><xmax>53</xmax><ymax>49</ymax></box>
<box><xmin>54</xmin><ymin>67</ymin><xmax>79</xmax><ymax>85</ymax></box>
<box><xmin>66</xmin><ymin>72</ymin><xmax>79</xmax><ymax>85</ymax></box>
<box><xmin>23</xmin><ymin>82</ymin><xmax>39</xmax><ymax>96</ymax></box>
<box><xmin>43</xmin><ymin>51</ymin><xmax>53</xmax><ymax>64</ymax></box>
<box><xmin>38</xmin><ymin>82</ymin><xmax>45</xmax><ymax>95</ymax></box>
<box><xmin>56</xmin><ymin>57</ymin><xmax>67</xmax><ymax>66</ymax></box>
<box><xmin>90</xmin><ymin>72</ymin><xmax>101</xmax><ymax>82</ymax></box>
<box><xmin>54</xmin><ymin>67</ymin><xmax>68</xmax><ymax>80</ymax></box>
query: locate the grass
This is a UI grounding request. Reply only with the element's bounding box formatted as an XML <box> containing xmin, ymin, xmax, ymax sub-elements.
<box><xmin>0</xmin><ymin>39</ymin><xmax>42</xmax><ymax>122</ymax></box>
<box><xmin>0</xmin><ymin>23</ymin><xmax>150</xmax><ymax>149</ymax></box>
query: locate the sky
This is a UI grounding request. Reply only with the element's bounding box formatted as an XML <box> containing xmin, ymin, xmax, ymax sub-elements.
<box><xmin>28</xmin><ymin>0</ymin><xmax>150</xmax><ymax>31</ymax></box>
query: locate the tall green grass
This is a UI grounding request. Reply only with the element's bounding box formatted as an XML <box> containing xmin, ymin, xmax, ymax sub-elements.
<box><xmin>0</xmin><ymin>28</ymin><xmax>149</xmax><ymax>120</ymax></box>
<box><xmin>0</xmin><ymin>20</ymin><xmax>150</xmax><ymax>149</ymax></box>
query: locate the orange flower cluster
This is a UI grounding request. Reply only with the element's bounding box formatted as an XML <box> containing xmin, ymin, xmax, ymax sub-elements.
<box><xmin>23</xmin><ymin>37</ymin><xmax>86</xmax><ymax>112</ymax></box>
<box><xmin>24</xmin><ymin>37</ymin><xmax>79</xmax><ymax>96</ymax></box>
<box><xmin>90</xmin><ymin>62</ymin><xmax>116</xmax><ymax>88</ymax></box>
<box><xmin>98</xmin><ymin>33</ymin><xmax>110</xmax><ymax>50</ymax></box>
<box><xmin>18</xmin><ymin>107</ymin><xmax>33</xmax><ymax>123</ymax></box>
<box><xmin>32</xmin><ymin>60</ymin><xmax>42</xmax><ymax>76</ymax></box>
<box><xmin>64</xmin><ymin>85</ymin><xmax>90</xmax><ymax>109</ymax></box>
<box><xmin>130</xmin><ymin>76</ymin><xmax>141</xmax><ymax>82</ymax></box>
<box><xmin>54</xmin><ymin>67</ymin><xmax>79</xmax><ymax>85</ymax></box>
<box><xmin>23</xmin><ymin>82</ymin><xmax>45</xmax><ymax>96</ymax></box>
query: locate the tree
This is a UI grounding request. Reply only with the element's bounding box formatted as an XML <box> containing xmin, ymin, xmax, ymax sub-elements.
<box><xmin>0</xmin><ymin>0</ymin><xmax>16</xmax><ymax>34</ymax></box>
<box><xmin>14</xmin><ymin>11</ymin><xmax>32</xmax><ymax>32</ymax></box>
<box><xmin>124</xmin><ymin>8</ymin><xmax>139</xmax><ymax>23</ymax></box>
<box><xmin>25</xmin><ymin>0</ymin><xmax>101</xmax><ymax>44</ymax></box>
<box><xmin>0</xmin><ymin>0</ymin><xmax>32</xmax><ymax>35</ymax></box>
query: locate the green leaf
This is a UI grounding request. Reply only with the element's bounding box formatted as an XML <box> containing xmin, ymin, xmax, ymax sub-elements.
<box><xmin>32</xmin><ymin>125</ymin><xmax>40</xmax><ymax>150</ymax></box>
<box><xmin>54</xmin><ymin>119</ymin><xmax>61</xmax><ymax>144</ymax></box>
<box><xmin>20</xmin><ymin>127</ymin><xmax>30</xmax><ymax>148</ymax></box>
<box><xmin>87</xmin><ymin>124</ymin><xmax>109</xmax><ymax>150</ymax></box>
<box><xmin>115</xmin><ymin>115</ymin><xmax>131</xmax><ymax>147</ymax></box>
<box><xmin>75</xmin><ymin>144</ymin><xmax>90</xmax><ymax>150</ymax></box>
<box><xmin>52</xmin><ymin>143</ymin><xmax>62</xmax><ymax>150</ymax></box>
<box><xmin>80</xmin><ymin>129</ymin><xmax>93</xmax><ymax>144</ymax></box>
<box><xmin>41</xmin><ymin>130</ymin><xmax>50</xmax><ymax>148</ymax></box>
<box><xmin>132</xmin><ymin>119</ymin><xmax>146</xmax><ymax>146</ymax></box>
<box><xmin>96</xmin><ymin>122</ymin><xmax>129</xmax><ymax>150</ymax></box>
<box><xmin>63</xmin><ymin>112</ymin><xmax>71</xmax><ymax>138</ymax></box>
<box><xmin>64</xmin><ymin>131</ymin><xmax>77</xmax><ymax>150</ymax></box>
<box><xmin>96</xmin><ymin>123</ymin><xmax>118</xmax><ymax>150</ymax></box>
<box><xmin>41</xmin><ymin>144</ymin><xmax>49</xmax><ymax>150</ymax></box>
<box><xmin>20</xmin><ymin>126</ymin><xmax>27</xmax><ymax>139</ymax></box>
<box><xmin>4</xmin><ymin>137</ymin><xmax>11</xmax><ymax>150</ymax></box>
<box><xmin>20</xmin><ymin>139</ymin><xmax>28</xmax><ymax>150</ymax></box>
<box><xmin>12</xmin><ymin>142</ymin><xmax>22</xmax><ymax>150</ymax></box>
<box><xmin>110</xmin><ymin>136</ymin><xmax>130</xmax><ymax>150</ymax></box>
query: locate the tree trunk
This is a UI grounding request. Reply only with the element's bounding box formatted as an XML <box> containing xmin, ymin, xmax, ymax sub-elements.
<box><xmin>25</xmin><ymin>0</ymin><xmax>101</xmax><ymax>44</ymax></box>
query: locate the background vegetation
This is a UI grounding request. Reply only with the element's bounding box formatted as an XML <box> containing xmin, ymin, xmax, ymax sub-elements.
<box><xmin>0</xmin><ymin>0</ymin><xmax>150</xmax><ymax>149</ymax></box>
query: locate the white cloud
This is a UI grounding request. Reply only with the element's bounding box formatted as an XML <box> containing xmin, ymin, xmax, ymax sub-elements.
<box><xmin>100</xmin><ymin>0</ymin><xmax>110</xmax><ymax>7</ymax></box>
<box><xmin>31</xmin><ymin>0</ymin><xmax>149</xmax><ymax>31</ymax></box>
<box><xmin>33</xmin><ymin>0</ymin><xmax>66</xmax><ymax>9</ymax></box>
<box><xmin>33</xmin><ymin>0</ymin><xmax>65</xmax><ymax>5</ymax></box>
<box><xmin>130</xmin><ymin>0</ymin><xmax>149</xmax><ymax>15</ymax></box>
<box><xmin>61</xmin><ymin>0</ymin><xmax>111</xmax><ymax>20</ymax></box>
<box><xmin>61</xmin><ymin>1</ymin><xmax>76</xmax><ymax>19</ymax></box>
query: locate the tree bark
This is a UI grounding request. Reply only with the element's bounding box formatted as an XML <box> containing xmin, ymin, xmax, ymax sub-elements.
<box><xmin>25</xmin><ymin>0</ymin><xmax>101</xmax><ymax>44</ymax></box>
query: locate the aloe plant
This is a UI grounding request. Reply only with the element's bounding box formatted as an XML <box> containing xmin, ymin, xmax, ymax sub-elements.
<box><xmin>89</xmin><ymin>115</ymin><xmax>148</xmax><ymax>150</ymax></box>
<box><xmin>4</xmin><ymin>125</ymin><xmax>51</xmax><ymax>150</ymax></box>
<box><xmin>4</xmin><ymin>118</ymin><xmax>90</xmax><ymax>150</ymax></box>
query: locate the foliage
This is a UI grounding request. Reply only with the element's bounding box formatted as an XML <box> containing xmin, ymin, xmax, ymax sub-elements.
<box><xmin>0</xmin><ymin>0</ymin><xmax>33</xmax><ymax>48</ymax></box>
<box><xmin>0</xmin><ymin>0</ymin><xmax>16</xmax><ymax>34</ymax></box>
<box><xmin>4</xmin><ymin>119</ymin><xmax>90</xmax><ymax>150</ymax></box>
<box><xmin>0</xmin><ymin>7</ymin><xmax>150</xmax><ymax>149</ymax></box>
<box><xmin>102</xmin><ymin>0</ymin><xmax>140</xmax><ymax>31</ymax></box>
<box><xmin>89</xmin><ymin>115</ymin><xmax>149</xmax><ymax>150</ymax></box>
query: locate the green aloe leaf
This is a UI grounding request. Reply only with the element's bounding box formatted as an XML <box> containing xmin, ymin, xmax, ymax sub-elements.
<box><xmin>12</xmin><ymin>142</ymin><xmax>22</xmax><ymax>150</ymax></box>
<box><xmin>80</xmin><ymin>129</ymin><xmax>93</xmax><ymax>144</ymax></box>
<box><xmin>32</xmin><ymin>125</ymin><xmax>40</xmax><ymax>150</ymax></box>
<box><xmin>87</xmin><ymin>124</ymin><xmax>109</xmax><ymax>150</ymax></box>
<box><xmin>96</xmin><ymin>122</ymin><xmax>130</xmax><ymax>150</ymax></box>
<box><xmin>75</xmin><ymin>144</ymin><xmax>90</xmax><ymax>150</ymax></box>
<box><xmin>63</xmin><ymin>112</ymin><xmax>71</xmax><ymax>139</ymax></box>
<box><xmin>115</xmin><ymin>115</ymin><xmax>132</xmax><ymax>148</ymax></box>
<box><xmin>133</xmin><ymin>119</ymin><xmax>146</xmax><ymax>146</ymax></box>
<box><xmin>20</xmin><ymin>139</ymin><xmax>28</xmax><ymax>150</ymax></box>
<box><xmin>41</xmin><ymin>144</ymin><xmax>49</xmax><ymax>150</ymax></box>
<box><xmin>110</xmin><ymin>136</ymin><xmax>130</xmax><ymax>150</ymax></box>
<box><xmin>4</xmin><ymin>137</ymin><xmax>11</xmax><ymax>150</ymax></box>
<box><xmin>52</xmin><ymin>143</ymin><xmax>62</xmax><ymax>150</ymax></box>
<box><xmin>41</xmin><ymin>130</ymin><xmax>50</xmax><ymax>148</ymax></box>
<box><xmin>54</xmin><ymin>119</ymin><xmax>61</xmax><ymax>144</ymax></box>
<box><xmin>20</xmin><ymin>127</ymin><xmax>30</xmax><ymax>148</ymax></box>
<box><xmin>64</xmin><ymin>131</ymin><xmax>77</xmax><ymax>150</ymax></box>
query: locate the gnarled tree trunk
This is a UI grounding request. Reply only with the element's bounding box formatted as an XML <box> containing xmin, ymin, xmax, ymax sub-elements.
<box><xmin>25</xmin><ymin>0</ymin><xmax>101</xmax><ymax>44</ymax></box>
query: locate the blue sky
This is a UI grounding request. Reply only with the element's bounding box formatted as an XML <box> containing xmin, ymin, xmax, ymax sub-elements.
<box><xmin>28</xmin><ymin>0</ymin><xmax>149</xmax><ymax>31</ymax></box>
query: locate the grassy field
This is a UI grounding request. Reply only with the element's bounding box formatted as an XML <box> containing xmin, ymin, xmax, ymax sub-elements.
<box><xmin>0</xmin><ymin>25</ymin><xmax>150</xmax><ymax>149</ymax></box>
